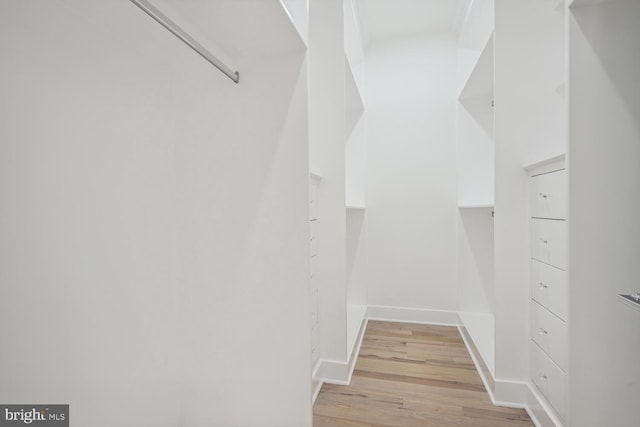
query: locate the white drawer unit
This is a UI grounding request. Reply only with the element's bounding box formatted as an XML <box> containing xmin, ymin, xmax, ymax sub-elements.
<box><xmin>532</xmin><ymin>218</ymin><xmax>567</xmax><ymax>270</ymax></box>
<box><xmin>531</xmin><ymin>343</ymin><xmax>567</xmax><ymax>422</ymax></box>
<box><xmin>531</xmin><ymin>260</ymin><xmax>568</xmax><ymax>321</ymax></box>
<box><xmin>530</xmin><ymin>169</ymin><xmax>567</xmax><ymax>220</ymax></box>
<box><xmin>531</xmin><ymin>300</ymin><xmax>568</xmax><ymax>372</ymax></box>
<box><xmin>525</xmin><ymin>155</ymin><xmax>568</xmax><ymax>425</ymax></box>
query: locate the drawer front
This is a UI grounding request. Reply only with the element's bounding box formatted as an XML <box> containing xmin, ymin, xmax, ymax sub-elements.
<box><xmin>531</xmin><ymin>343</ymin><xmax>567</xmax><ymax>422</ymax></box>
<box><xmin>530</xmin><ymin>169</ymin><xmax>567</xmax><ymax>220</ymax></box>
<box><xmin>532</xmin><ymin>219</ymin><xmax>567</xmax><ymax>270</ymax></box>
<box><xmin>531</xmin><ymin>260</ymin><xmax>568</xmax><ymax>321</ymax></box>
<box><xmin>531</xmin><ymin>301</ymin><xmax>568</xmax><ymax>372</ymax></box>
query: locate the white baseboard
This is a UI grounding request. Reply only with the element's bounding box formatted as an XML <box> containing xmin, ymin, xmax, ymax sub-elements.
<box><xmin>458</xmin><ymin>320</ymin><xmax>562</xmax><ymax>427</ymax></box>
<box><xmin>311</xmin><ymin>316</ymin><xmax>368</xmax><ymax>403</ymax></box>
<box><xmin>523</xmin><ymin>383</ymin><xmax>564</xmax><ymax>427</ymax></box>
<box><xmin>366</xmin><ymin>305</ymin><xmax>460</xmax><ymax>326</ymax></box>
<box><xmin>311</xmin><ymin>360</ymin><xmax>323</xmax><ymax>404</ymax></box>
<box><xmin>458</xmin><ymin>322</ymin><xmax>496</xmax><ymax>397</ymax></box>
<box><xmin>313</xmin><ymin>358</ymin><xmax>351</xmax><ymax>386</ymax></box>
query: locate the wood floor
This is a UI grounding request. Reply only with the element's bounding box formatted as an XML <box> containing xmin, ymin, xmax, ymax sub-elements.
<box><xmin>313</xmin><ymin>321</ymin><xmax>534</xmax><ymax>427</ymax></box>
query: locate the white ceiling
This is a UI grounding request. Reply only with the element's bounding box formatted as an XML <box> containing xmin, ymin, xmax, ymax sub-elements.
<box><xmin>355</xmin><ymin>0</ymin><xmax>470</xmax><ymax>46</ymax></box>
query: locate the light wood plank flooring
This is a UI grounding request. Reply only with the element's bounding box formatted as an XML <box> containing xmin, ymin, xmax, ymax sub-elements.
<box><xmin>313</xmin><ymin>321</ymin><xmax>533</xmax><ymax>427</ymax></box>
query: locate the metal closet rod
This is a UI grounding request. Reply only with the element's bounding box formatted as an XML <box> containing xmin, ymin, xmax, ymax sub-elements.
<box><xmin>130</xmin><ymin>0</ymin><xmax>240</xmax><ymax>83</ymax></box>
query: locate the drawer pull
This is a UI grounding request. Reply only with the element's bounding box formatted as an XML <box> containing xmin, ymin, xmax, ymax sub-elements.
<box><xmin>538</xmin><ymin>192</ymin><xmax>548</xmax><ymax>199</ymax></box>
<box><xmin>539</xmin><ymin>328</ymin><xmax>548</xmax><ymax>335</ymax></box>
<box><xmin>539</xmin><ymin>374</ymin><xmax>548</xmax><ymax>381</ymax></box>
<box><xmin>540</xmin><ymin>238</ymin><xmax>549</xmax><ymax>244</ymax></box>
<box><xmin>539</xmin><ymin>282</ymin><xmax>549</xmax><ymax>289</ymax></box>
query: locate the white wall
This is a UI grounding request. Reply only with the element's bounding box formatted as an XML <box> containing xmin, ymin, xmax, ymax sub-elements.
<box><xmin>457</xmin><ymin>0</ymin><xmax>494</xmax><ymax>94</ymax></box>
<box><xmin>457</xmin><ymin>207</ymin><xmax>495</xmax><ymax>375</ymax></box>
<box><xmin>365</xmin><ymin>34</ymin><xmax>458</xmax><ymax>310</ymax></box>
<box><xmin>345</xmin><ymin>113</ymin><xmax>366</xmax><ymax>308</ymax></box>
<box><xmin>457</xmin><ymin>98</ymin><xmax>494</xmax><ymax>206</ymax></box>
<box><xmin>0</xmin><ymin>1</ymin><xmax>311</xmax><ymax>426</ymax></box>
<box><xmin>345</xmin><ymin>117</ymin><xmax>366</xmax><ymax>207</ymax></box>
<box><xmin>344</xmin><ymin>0</ymin><xmax>366</xmax><ymax>70</ymax></box>
<box><xmin>494</xmin><ymin>0</ymin><xmax>566</xmax><ymax>383</ymax></box>
<box><xmin>458</xmin><ymin>209</ymin><xmax>494</xmax><ymax>313</ymax></box>
<box><xmin>308</xmin><ymin>0</ymin><xmax>347</xmax><ymax>363</ymax></box>
<box><xmin>281</xmin><ymin>0</ymin><xmax>309</xmax><ymax>43</ymax></box>
<box><xmin>568</xmin><ymin>1</ymin><xmax>640</xmax><ymax>425</ymax></box>
<box><xmin>344</xmin><ymin>3</ymin><xmax>367</xmax><ymax>209</ymax></box>
<box><xmin>457</xmin><ymin>2</ymin><xmax>494</xmax><ymax>208</ymax></box>
<box><xmin>455</xmin><ymin>0</ymin><xmax>496</xmax><ymax>376</ymax></box>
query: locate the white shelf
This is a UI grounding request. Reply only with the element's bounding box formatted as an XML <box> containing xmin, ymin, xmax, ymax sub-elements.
<box><xmin>458</xmin><ymin>203</ymin><xmax>494</xmax><ymax>209</ymax></box>
<box><xmin>346</xmin><ymin>204</ymin><xmax>365</xmax><ymax>210</ymax></box>
<box><xmin>523</xmin><ymin>153</ymin><xmax>566</xmax><ymax>174</ymax></box>
<box><xmin>569</xmin><ymin>0</ymin><xmax>626</xmax><ymax>8</ymax></box>
<box><xmin>459</xmin><ymin>33</ymin><xmax>494</xmax><ymax>101</ymax></box>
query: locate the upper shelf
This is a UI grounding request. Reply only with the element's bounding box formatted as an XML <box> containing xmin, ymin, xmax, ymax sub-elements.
<box><xmin>458</xmin><ymin>203</ymin><xmax>494</xmax><ymax>209</ymax></box>
<box><xmin>569</xmin><ymin>0</ymin><xmax>628</xmax><ymax>8</ymax></box>
<box><xmin>459</xmin><ymin>33</ymin><xmax>494</xmax><ymax>102</ymax></box>
<box><xmin>523</xmin><ymin>153</ymin><xmax>566</xmax><ymax>175</ymax></box>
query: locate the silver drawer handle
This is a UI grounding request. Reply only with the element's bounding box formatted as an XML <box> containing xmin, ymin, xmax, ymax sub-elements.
<box><xmin>539</xmin><ymin>328</ymin><xmax>548</xmax><ymax>335</ymax></box>
<box><xmin>539</xmin><ymin>282</ymin><xmax>549</xmax><ymax>289</ymax></box>
<box><xmin>540</xmin><ymin>238</ymin><xmax>548</xmax><ymax>244</ymax></box>
<box><xmin>539</xmin><ymin>374</ymin><xmax>548</xmax><ymax>381</ymax></box>
<box><xmin>539</xmin><ymin>192</ymin><xmax>548</xmax><ymax>199</ymax></box>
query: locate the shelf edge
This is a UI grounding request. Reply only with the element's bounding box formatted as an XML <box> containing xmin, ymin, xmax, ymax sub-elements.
<box><xmin>458</xmin><ymin>203</ymin><xmax>494</xmax><ymax>209</ymax></box>
<box><xmin>523</xmin><ymin>153</ymin><xmax>566</xmax><ymax>172</ymax></box>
